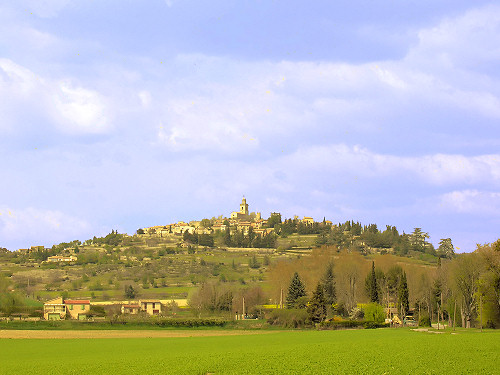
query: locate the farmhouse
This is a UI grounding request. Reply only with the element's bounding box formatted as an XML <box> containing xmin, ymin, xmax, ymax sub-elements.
<box><xmin>121</xmin><ymin>304</ymin><xmax>141</xmax><ymax>315</ymax></box>
<box><xmin>140</xmin><ymin>299</ymin><xmax>162</xmax><ymax>315</ymax></box>
<box><xmin>43</xmin><ymin>298</ymin><xmax>90</xmax><ymax>320</ymax></box>
<box><xmin>43</xmin><ymin>297</ymin><xmax>66</xmax><ymax>320</ymax></box>
<box><xmin>64</xmin><ymin>299</ymin><xmax>91</xmax><ymax>320</ymax></box>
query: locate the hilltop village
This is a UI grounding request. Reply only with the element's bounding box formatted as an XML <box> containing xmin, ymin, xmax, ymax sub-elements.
<box><xmin>0</xmin><ymin>197</ymin><xmax>475</xmax><ymax>329</ymax></box>
<box><xmin>138</xmin><ymin>197</ymin><xmax>318</xmax><ymax>244</ymax></box>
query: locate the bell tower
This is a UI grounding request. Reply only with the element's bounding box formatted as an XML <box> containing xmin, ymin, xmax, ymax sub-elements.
<box><xmin>240</xmin><ymin>196</ymin><xmax>249</xmax><ymax>215</ymax></box>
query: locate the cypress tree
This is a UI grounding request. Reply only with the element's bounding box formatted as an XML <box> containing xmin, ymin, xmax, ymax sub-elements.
<box><xmin>398</xmin><ymin>271</ymin><xmax>409</xmax><ymax>319</ymax></box>
<box><xmin>365</xmin><ymin>261</ymin><xmax>379</xmax><ymax>303</ymax></box>
<box><xmin>321</xmin><ymin>262</ymin><xmax>336</xmax><ymax>306</ymax></box>
<box><xmin>307</xmin><ymin>282</ymin><xmax>327</xmax><ymax>323</ymax></box>
<box><xmin>286</xmin><ymin>272</ymin><xmax>306</xmax><ymax>308</ymax></box>
<box><xmin>223</xmin><ymin>227</ymin><xmax>231</xmax><ymax>247</ymax></box>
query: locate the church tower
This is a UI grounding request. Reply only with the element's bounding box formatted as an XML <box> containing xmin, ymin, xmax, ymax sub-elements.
<box><xmin>240</xmin><ymin>197</ymin><xmax>249</xmax><ymax>215</ymax></box>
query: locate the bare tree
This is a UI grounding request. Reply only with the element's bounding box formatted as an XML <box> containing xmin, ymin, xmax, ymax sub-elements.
<box><xmin>336</xmin><ymin>253</ymin><xmax>366</xmax><ymax>312</ymax></box>
<box><xmin>450</xmin><ymin>254</ymin><xmax>480</xmax><ymax>328</ymax></box>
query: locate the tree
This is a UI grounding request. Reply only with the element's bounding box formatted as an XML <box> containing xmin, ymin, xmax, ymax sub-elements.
<box><xmin>337</xmin><ymin>254</ymin><xmax>364</xmax><ymax>313</ymax></box>
<box><xmin>223</xmin><ymin>227</ymin><xmax>232</xmax><ymax>247</ymax></box>
<box><xmin>365</xmin><ymin>261</ymin><xmax>379</xmax><ymax>303</ymax></box>
<box><xmin>249</xmin><ymin>254</ymin><xmax>260</xmax><ymax>269</ymax></box>
<box><xmin>286</xmin><ymin>272</ymin><xmax>306</xmax><ymax>308</ymax></box>
<box><xmin>398</xmin><ymin>271</ymin><xmax>409</xmax><ymax>321</ymax></box>
<box><xmin>188</xmin><ymin>281</ymin><xmax>233</xmax><ymax>314</ymax></box>
<box><xmin>321</xmin><ymin>262</ymin><xmax>336</xmax><ymax>307</ymax></box>
<box><xmin>386</xmin><ymin>265</ymin><xmax>403</xmax><ymax>302</ymax></box>
<box><xmin>476</xmin><ymin>241</ymin><xmax>500</xmax><ymax>327</ymax></box>
<box><xmin>124</xmin><ymin>284</ymin><xmax>136</xmax><ymax>299</ymax></box>
<box><xmin>200</xmin><ymin>219</ymin><xmax>211</xmax><ymax>228</ymax></box>
<box><xmin>410</xmin><ymin>228</ymin><xmax>431</xmax><ymax>253</ymax></box>
<box><xmin>451</xmin><ymin>253</ymin><xmax>480</xmax><ymax>328</ymax></box>
<box><xmin>363</xmin><ymin>303</ymin><xmax>385</xmax><ymax>323</ymax></box>
<box><xmin>198</xmin><ymin>234</ymin><xmax>214</xmax><ymax>247</ymax></box>
<box><xmin>267</xmin><ymin>213</ymin><xmax>282</xmax><ymax>228</ymax></box>
<box><xmin>438</xmin><ymin>238</ymin><xmax>455</xmax><ymax>259</ymax></box>
<box><xmin>307</xmin><ymin>282</ymin><xmax>327</xmax><ymax>323</ymax></box>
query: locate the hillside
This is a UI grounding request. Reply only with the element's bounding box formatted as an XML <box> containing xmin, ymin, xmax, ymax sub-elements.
<box><xmin>0</xmin><ymin>227</ymin><xmax>441</xmax><ymax>306</ymax></box>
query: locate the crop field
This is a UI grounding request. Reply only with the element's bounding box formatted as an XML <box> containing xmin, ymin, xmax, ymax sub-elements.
<box><xmin>1</xmin><ymin>328</ymin><xmax>499</xmax><ymax>374</ymax></box>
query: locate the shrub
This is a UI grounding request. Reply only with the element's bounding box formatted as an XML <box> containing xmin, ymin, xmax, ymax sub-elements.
<box><xmin>267</xmin><ymin>309</ymin><xmax>309</xmax><ymax>328</ymax></box>
<box><xmin>419</xmin><ymin>313</ymin><xmax>431</xmax><ymax>327</ymax></box>
<box><xmin>319</xmin><ymin>320</ymin><xmax>389</xmax><ymax>330</ymax></box>
<box><xmin>363</xmin><ymin>303</ymin><xmax>385</xmax><ymax>323</ymax></box>
<box><xmin>349</xmin><ymin>307</ymin><xmax>364</xmax><ymax>320</ymax></box>
<box><xmin>151</xmin><ymin>318</ymin><xmax>227</xmax><ymax>327</ymax></box>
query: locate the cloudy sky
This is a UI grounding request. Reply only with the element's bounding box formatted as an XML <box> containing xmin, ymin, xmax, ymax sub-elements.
<box><xmin>1</xmin><ymin>1</ymin><xmax>499</xmax><ymax>252</ymax></box>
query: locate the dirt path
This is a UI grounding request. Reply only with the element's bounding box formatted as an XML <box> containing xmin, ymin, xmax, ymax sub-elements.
<box><xmin>0</xmin><ymin>330</ymin><xmax>274</xmax><ymax>339</ymax></box>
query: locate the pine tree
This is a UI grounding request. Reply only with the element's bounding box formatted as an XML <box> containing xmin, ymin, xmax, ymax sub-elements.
<box><xmin>321</xmin><ymin>262</ymin><xmax>336</xmax><ymax>306</ymax></box>
<box><xmin>398</xmin><ymin>271</ymin><xmax>409</xmax><ymax>319</ymax></box>
<box><xmin>124</xmin><ymin>284</ymin><xmax>136</xmax><ymax>299</ymax></box>
<box><xmin>365</xmin><ymin>261</ymin><xmax>379</xmax><ymax>303</ymax></box>
<box><xmin>307</xmin><ymin>282</ymin><xmax>327</xmax><ymax>323</ymax></box>
<box><xmin>286</xmin><ymin>272</ymin><xmax>306</xmax><ymax>308</ymax></box>
<box><xmin>438</xmin><ymin>238</ymin><xmax>455</xmax><ymax>259</ymax></box>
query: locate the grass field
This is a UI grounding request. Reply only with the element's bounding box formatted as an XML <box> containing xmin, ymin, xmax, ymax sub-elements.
<box><xmin>1</xmin><ymin>328</ymin><xmax>499</xmax><ymax>374</ymax></box>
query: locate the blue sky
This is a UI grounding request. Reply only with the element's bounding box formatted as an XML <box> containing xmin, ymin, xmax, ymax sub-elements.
<box><xmin>1</xmin><ymin>0</ymin><xmax>499</xmax><ymax>252</ymax></box>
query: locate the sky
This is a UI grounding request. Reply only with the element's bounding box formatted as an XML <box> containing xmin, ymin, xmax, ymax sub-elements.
<box><xmin>0</xmin><ymin>1</ymin><xmax>499</xmax><ymax>252</ymax></box>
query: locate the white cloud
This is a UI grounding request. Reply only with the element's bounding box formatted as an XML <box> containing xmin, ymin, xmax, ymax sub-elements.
<box><xmin>406</xmin><ymin>4</ymin><xmax>500</xmax><ymax>70</ymax></box>
<box><xmin>54</xmin><ymin>81</ymin><xmax>110</xmax><ymax>133</ymax></box>
<box><xmin>0</xmin><ymin>207</ymin><xmax>91</xmax><ymax>250</ymax></box>
<box><xmin>437</xmin><ymin>190</ymin><xmax>500</xmax><ymax>215</ymax></box>
<box><xmin>2</xmin><ymin>5</ymin><xmax>499</xmax><ymax>151</ymax></box>
<box><xmin>280</xmin><ymin>144</ymin><xmax>500</xmax><ymax>186</ymax></box>
<box><xmin>0</xmin><ymin>59</ymin><xmax>111</xmax><ymax>135</ymax></box>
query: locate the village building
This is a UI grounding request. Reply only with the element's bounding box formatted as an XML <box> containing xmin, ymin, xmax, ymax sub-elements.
<box><xmin>121</xmin><ymin>304</ymin><xmax>141</xmax><ymax>315</ymax></box>
<box><xmin>64</xmin><ymin>299</ymin><xmax>91</xmax><ymax>320</ymax></box>
<box><xmin>43</xmin><ymin>297</ymin><xmax>67</xmax><ymax>320</ymax></box>
<box><xmin>230</xmin><ymin>197</ymin><xmax>250</xmax><ymax>220</ymax></box>
<box><xmin>230</xmin><ymin>197</ymin><xmax>262</xmax><ymax>222</ymax></box>
<box><xmin>43</xmin><ymin>298</ymin><xmax>90</xmax><ymax>320</ymax></box>
<box><xmin>139</xmin><ymin>300</ymin><xmax>162</xmax><ymax>315</ymax></box>
<box><xmin>46</xmin><ymin>255</ymin><xmax>77</xmax><ymax>263</ymax></box>
<box><xmin>302</xmin><ymin>217</ymin><xmax>315</xmax><ymax>225</ymax></box>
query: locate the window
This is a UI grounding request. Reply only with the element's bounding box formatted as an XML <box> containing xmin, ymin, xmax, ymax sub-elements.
<box><xmin>69</xmin><ymin>305</ymin><xmax>73</xmax><ymax>310</ymax></box>
<box><xmin>81</xmin><ymin>305</ymin><xmax>85</xmax><ymax>310</ymax></box>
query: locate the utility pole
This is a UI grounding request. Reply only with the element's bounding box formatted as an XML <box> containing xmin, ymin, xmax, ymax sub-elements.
<box><xmin>437</xmin><ymin>302</ymin><xmax>440</xmax><ymax>330</ymax></box>
<box><xmin>280</xmin><ymin>288</ymin><xmax>283</xmax><ymax>309</ymax></box>
<box><xmin>242</xmin><ymin>296</ymin><xmax>245</xmax><ymax>320</ymax></box>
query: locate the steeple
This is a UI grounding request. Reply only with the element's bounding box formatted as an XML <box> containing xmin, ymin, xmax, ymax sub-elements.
<box><xmin>240</xmin><ymin>196</ymin><xmax>249</xmax><ymax>215</ymax></box>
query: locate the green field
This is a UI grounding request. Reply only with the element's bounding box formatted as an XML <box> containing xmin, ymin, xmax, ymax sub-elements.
<box><xmin>1</xmin><ymin>329</ymin><xmax>499</xmax><ymax>374</ymax></box>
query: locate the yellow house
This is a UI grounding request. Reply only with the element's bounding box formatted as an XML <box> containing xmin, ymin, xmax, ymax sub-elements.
<box><xmin>140</xmin><ymin>300</ymin><xmax>162</xmax><ymax>315</ymax></box>
<box><xmin>302</xmin><ymin>217</ymin><xmax>314</xmax><ymax>225</ymax></box>
<box><xmin>43</xmin><ymin>297</ymin><xmax>66</xmax><ymax>320</ymax></box>
<box><xmin>64</xmin><ymin>299</ymin><xmax>91</xmax><ymax>320</ymax></box>
<box><xmin>46</xmin><ymin>255</ymin><xmax>77</xmax><ymax>263</ymax></box>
